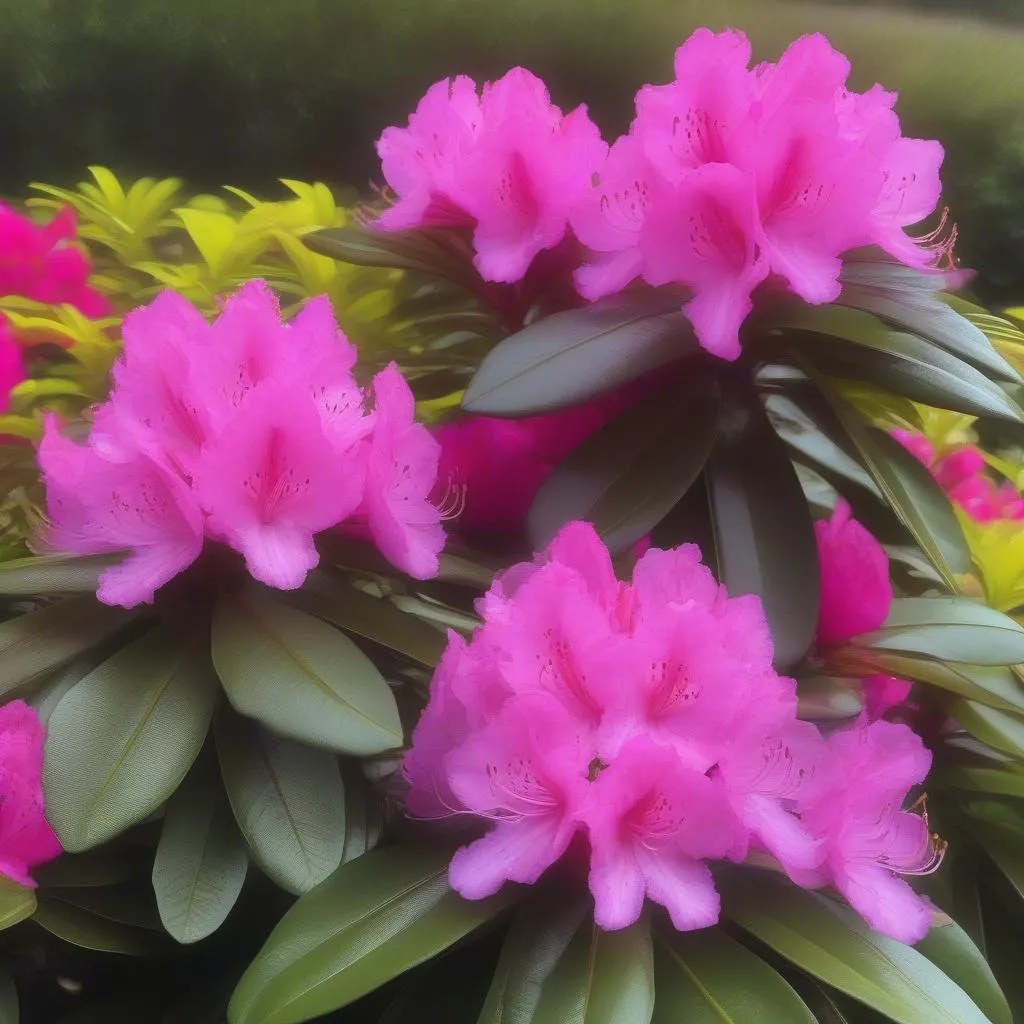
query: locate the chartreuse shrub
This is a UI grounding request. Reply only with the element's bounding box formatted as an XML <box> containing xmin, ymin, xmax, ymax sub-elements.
<box><xmin>3</xmin><ymin>24</ymin><xmax>1024</xmax><ymax>1024</ymax></box>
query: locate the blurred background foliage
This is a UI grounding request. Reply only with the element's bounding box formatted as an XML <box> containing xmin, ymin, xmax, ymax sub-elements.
<box><xmin>1</xmin><ymin>0</ymin><xmax>1023</xmax><ymax>297</ymax></box>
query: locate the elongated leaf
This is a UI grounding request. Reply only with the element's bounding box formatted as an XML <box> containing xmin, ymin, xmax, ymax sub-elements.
<box><xmin>834</xmin><ymin>263</ymin><xmax>1019</xmax><ymax>383</ymax></box>
<box><xmin>212</xmin><ymin>588</ymin><xmax>402</xmax><ymax>756</ymax></box>
<box><xmin>289</xmin><ymin>585</ymin><xmax>445</xmax><ymax>668</ymax></box>
<box><xmin>339</xmin><ymin>764</ymin><xmax>383</xmax><ymax>866</ymax></box>
<box><xmin>945</xmin><ymin>700</ymin><xmax>1024</xmax><ymax>759</ymax></box>
<box><xmin>34</xmin><ymin>848</ymin><xmax>145</xmax><ymax>889</ymax></box>
<box><xmin>840</xmin><ymin>653</ymin><xmax>1023</xmax><ymax>713</ymax></box>
<box><xmin>528</xmin><ymin>372</ymin><xmax>721</xmax><ymax>554</ymax></box>
<box><xmin>227</xmin><ymin>844</ymin><xmax>517</xmax><ymax>1024</ymax></box>
<box><xmin>808</xmin><ymin>373</ymin><xmax>969</xmax><ymax>589</ymax></box>
<box><xmin>724</xmin><ymin>876</ymin><xmax>991</xmax><ymax>1024</ymax></box>
<box><xmin>916</xmin><ymin>914</ymin><xmax>1012</xmax><ymax>1024</ymax></box>
<box><xmin>462</xmin><ymin>292</ymin><xmax>696</xmax><ymax>416</ymax></box>
<box><xmin>152</xmin><ymin>751</ymin><xmax>248</xmax><ymax>944</ymax></box>
<box><xmin>478</xmin><ymin>896</ymin><xmax>589</xmax><ymax>1023</ymax></box>
<box><xmin>853</xmin><ymin>597</ymin><xmax>1024</xmax><ymax>665</ymax></box>
<box><xmin>50</xmin><ymin>884</ymin><xmax>161</xmax><ymax>930</ymax></box>
<box><xmin>0</xmin><ymin>596</ymin><xmax>133</xmax><ymax>697</ymax></box>
<box><xmin>0</xmin><ymin>877</ymin><xmax>35</xmax><ymax>932</ymax></box>
<box><xmin>215</xmin><ymin>712</ymin><xmax>345</xmax><ymax>895</ymax></box>
<box><xmin>44</xmin><ymin>618</ymin><xmax>217</xmax><ymax>851</ymax></box>
<box><xmin>978</xmin><ymin>826</ymin><xmax>1024</xmax><ymax>900</ymax></box>
<box><xmin>939</xmin><ymin>766</ymin><xmax>1024</xmax><ymax>799</ymax></box>
<box><xmin>653</xmin><ymin>927</ymin><xmax>816</xmax><ymax>1023</ymax></box>
<box><xmin>0</xmin><ymin>553</ymin><xmax>119</xmax><ymax>596</ymax></box>
<box><xmin>706</xmin><ymin>379</ymin><xmax>819</xmax><ymax>671</ymax></box>
<box><xmin>32</xmin><ymin>898</ymin><xmax>162</xmax><ymax>957</ymax></box>
<box><xmin>792</xmin><ymin>308</ymin><xmax>1023</xmax><ymax>422</ymax></box>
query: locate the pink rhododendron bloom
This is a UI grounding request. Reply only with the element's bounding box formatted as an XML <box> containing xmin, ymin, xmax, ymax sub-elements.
<box><xmin>376</xmin><ymin>68</ymin><xmax>607</xmax><ymax>283</ymax></box>
<box><xmin>38</xmin><ymin>281</ymin><xmax>445</xmax><ymax>604</ymax></box>
<box><xmin>0</xmin><ymin>319</ymin><xmax>25</xmax><ymax>415</ymax></box>
<box><xmin>793</xmin><ymin>717</ymin><xmax>937</xmax><ymax>944</ymax></box>
<box><xmin>0</xmin><ymin>204</ymin><xmax>108</xmax><ymax>316</ymax></box>
<box><xmin>359</xmin><ymin>363</ymin><xmax>445</xmax><ymax>580</ymax></box>
<box><xmin>815</xmin><ymin>498</ymin><xmax>893</xmax><ymax>647</ymax></box>
<box><xmin>406</xmin><ymin>522</ymin><xmax>825</xmax><ymax>930</ymax></box>
<box><xmin>573</xmin><ymin>29</ymin><xmax>947</xmax><ymax>359</ymax></box>
<box><xmin>0</xmin><ymin>701</ymin><xmax>62</xmax><ymax>887</ymax></box>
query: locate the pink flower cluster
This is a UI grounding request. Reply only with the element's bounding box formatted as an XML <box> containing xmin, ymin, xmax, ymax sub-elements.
<box><xmin>0</xmin><ymin>204</ymin><xmax>108</xmax><ymax>318</ymax></box>
<box><xmin>38</xmin><ymin>281</ymin><xmax>445</xmax><ymax>607</ymax></box>
<box><xmin>405</xmin><ymin>522</ymin><xmax>937</xmax><ymax>943</ymax></box>
<box><xmin>893</xmin><ymin>430</ymin><xmax>1024</xmax><ymax>523</ymax></box>
<box><xmin>376</xmin><ymin>31</ymin><xmax>946</xmax><ymax>362</ymax></box>
<box><xmin>0</xmin><ymin>701</ymin><xmax>61</xmax><ymax>888</ymax></box>
<box><xmin>0</xmin><ymin>204</ymin><xmax>109</xmax><ymax>415</ymax></box>
<box><xmin>815</xmin><ymin>499</ymin><xmax>912</xmax><ymax>719</ymax></box>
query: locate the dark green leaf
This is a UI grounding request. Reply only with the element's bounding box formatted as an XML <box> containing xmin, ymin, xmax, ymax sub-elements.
<box><xmin>289</xmin><ymin>583</ymin><xmax>445</xmax><ymax>668</ymax></box>
<box><xmin>215</xmin><ymin>711</ymin><xmax>345</xmax><ymax>895</ymax></box>
<box><xmin>44</xmin><ymin>618</ymin><xmax>217</xmax><ymax>851</ymax></box>
<box><xmin>653</xmin><ymin>927</ymin><xmax>816</xmax><ymax>1023</ymax></box>
<box><xmin>212</xmin><ymin>587</ymin><xmax>402</xmax><ymax>756</ymax></box>
<box><xmin>0</xmin><ymin>877</ymin><xmax>35</xmax><ymax>932</ymax></box>
<box><xmin>35</xmin><ymin>848</ymin><xmax>144</xmax><ymax>889</ymax></box>
<box><xmin>790</xmin><ymin>306</ymin><xmax>1023</xmax><ymax>422</ymax></box>
<box><xmin>916</xmin><ymin>913</ymin><xmax>1012</xmax><ymax>1024</ymax></box>
<box><xmin>979</xmin><ymin>828</ymin><xmax>1024</xmax><ymax>901</ymax></box>
<box><xmin>852</xmin><ymin>597</ymin><xmax>1024</xmax><ymax>665</ymax></box>
<box><xmin>946</xmin><ymin>700</ymin><xmax>1024</xmax><ymax>759</ymax></box>
<box><xmin>462</xmin><ymin>293</ymin><xmax>695</xmax><ymax>416</ymax></box>
<box><xmin>48</xmin><ymin>884</ymin><xmax>161</xmax><ymax>930</ymax></box>
<box><xmin>528</xmin><ymin>372</ymin><xmax>721</xmax><ymax>555</ymax></box>
<box><xmin>806</xmin><ymin>372</ymin><xmax>970</xmax><ymax>589</ymax></box>
<box><xmin>838</xmin><ymin>653</ymin><xmax>1023</xmax><ymax>713</ymax></box>
<box><xmin>724</xmin><ymin>876</ymin><xmax>991</xmax><ymax>1024</ymax></box>
<box><xmin>835</xmin><ymin>257</ymin><xmax>1019</xmax><ymax>383</ymax></box>
<box><xmin>339</xmin><ymin>763</ymin><xmax>383</xmax><ymax>867</ymax></box>
<box><xmin>31</xmin><ymin>898</ymin><xmax>163</xmax><ymax>957</ymax></box>
<box><xmin>478</xmin><ymin>896</ymin><xmax>589</xmax><ymax>1023</ymax></box>
<box><xmin>795</xmin><ymin>675</ymin><xmax>865</xmax><ymax>721</ymax></box>
<box><xmin>0</xmin><ymin>596</ymin><xmax>133</xmax><ymax>698</ymax></box>
<box><xmin>0</xmin><ymin>553</ymin><xmax>119</xmax><ymax>596</ymax></box>
<box><xmin>939</xmin><ymin>766</ymin><xmax>1024</xmax><ymax>799</ymax></box>
<box><xmin>152</xmin><ymin>750</ymin><xmax>248</xmax><ymax>943</ymax></box>
<box><xmin>706</xmin><ymin>378</ymin><xmax>819</xmax><ymax>671</ymax></box>
<box><xmin>227</xmin><ymin>844</ymin><xmax>517</xmax><ymax>1024</ymax></box>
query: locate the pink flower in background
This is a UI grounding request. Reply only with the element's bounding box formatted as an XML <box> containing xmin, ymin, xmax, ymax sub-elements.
<box><xmin>814</xmin><ymin>499</ymin><xmax>911</xmax><ymax>719</ymax></box>
<box><xmin>0</xmin><ymin>701</ymin><xmax>61</xmax><ymax>887</ymax></box>
<box><xmin>0</xmin><ymin>319</ymin><xmax>26</xmax><ymax>415</ymax></box>
<box><xmin>815</xmin><ymin>499</ymin><xmax>892</xmax><ymax>646</ymax></box>
<box><xmin>571</xmin><ymin>29</ymin><xmax>947</xmax><ymax>359</ymax></box>
<box><xmin>892</xmin><ymin>430</ymin><xmax>1024</xmax><ymax>522</ymax></box>
<box><xmin>432</xmin><ymin>384</ymin><xmax>642</xmax><ymax>537</ymax></box>
<box><xmin>375</xmin><ymin>67</ymin><xmax>607</xmax><ymax>283</ymax></box>
<box><xmin>792</xmin><ymin>717</ymin><xmax>936</xmax><ymax>944</ymax></box>
<box><xmin>0</xmin><ymin>204</ymin><xmax>109</xmax><ymax>317</ymax></box>
<box><xmin>37</xmin><ymin>282</ymin><xmax>445</xmax><ymax>605</ymax></box>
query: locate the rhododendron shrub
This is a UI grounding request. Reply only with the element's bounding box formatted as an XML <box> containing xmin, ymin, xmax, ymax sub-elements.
<box><xmin>37</xmin><ymin>280</ymin><xmax>445</xmax><ymax>605</ymax></box>
<box><xmin>404</xmin><ymin>522</ymin><xmax>938</xmax><ymax>942</ymax></box>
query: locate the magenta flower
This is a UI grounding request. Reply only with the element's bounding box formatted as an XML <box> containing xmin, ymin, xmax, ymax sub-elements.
<box><xmin>572</xmin><ymin>29</ymin><xmax>947</xmax><ymax>359</ymax></box>
<box><xmin>38</xmin><ymin>282</ymin><xmax>445</xmax><ymax>605</ymax></box>
<box><xmin>0</xmin><ymin>204</ymin><xmax>108</xmax><ymax>317</ymax></box>
<box><xmin>375</xmin><ymin>67</ymin><xmax>607</xmax><ymax>283</ymax></box>
<box><xmin>792</xmin><ymin>717</ymin><xmax>937</xmax><ymax>944</ymax></box>
<box><xmin>0</xmin><ymin>701</ymin><xmax>61</xmax><ymax>887</ymax></box>
<box><xmin>0</xmin><ymin>319</ymin><xmax>26</xmax><ymax>416</ymax></box>
<box><xmin>892</xmin><ymin>430</ymin><xmax>1024</xmax><ymax>523</ymax></box>
<box><xmin>814</xmin><ymin>500</ymin><xmax>911</xmax><ymax>720</ymax></box>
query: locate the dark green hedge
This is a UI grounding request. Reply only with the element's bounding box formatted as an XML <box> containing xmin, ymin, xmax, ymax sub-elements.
<box><xmin>3</xmin><ymin>0</ymin><xmax>1024</xmax><ymax>300</ymax></box>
